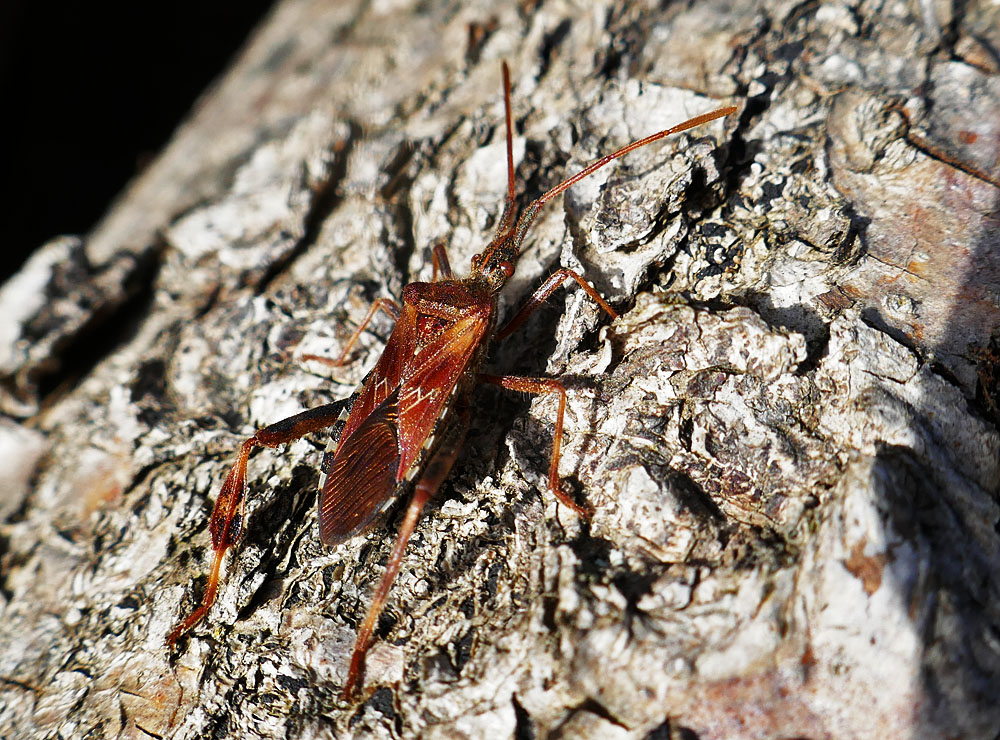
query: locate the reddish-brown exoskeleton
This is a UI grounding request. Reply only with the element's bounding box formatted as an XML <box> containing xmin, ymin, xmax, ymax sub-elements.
<box><xmin>168</xmin><ymin>62</ymin><xmax>736</xmax><ymax>700</ymax></box>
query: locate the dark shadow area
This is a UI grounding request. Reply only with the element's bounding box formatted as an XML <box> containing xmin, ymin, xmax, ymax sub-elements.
<box><xmin>917</xmin><ymin>166</ymin><xmax>1000</xmax><ymax>733</ymax></box>
<box><xmin>872</xmin><ymin>442</ymin><xmax>1000</xmax><ymax>734</ymax></box>
<box><xmin>0</xmin><ymin>0</ymin><xmax>276</xmax><ymax>283</ymax></box>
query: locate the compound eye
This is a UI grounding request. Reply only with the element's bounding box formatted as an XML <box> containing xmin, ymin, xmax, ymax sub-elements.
<box><xmin>500</xmin><ymin>260</ymin><xmax>514</xmax><ymax>278</ymax></box>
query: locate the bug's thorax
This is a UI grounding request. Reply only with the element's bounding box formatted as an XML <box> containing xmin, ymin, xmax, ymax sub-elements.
<box><xmin>402</xmin><ymin>273</ymin><xmax>493</xmax><ymax>308</ymax></box>
<box><xmin>399</xmin><ymin>271</ymin><xmax>498</xmax><ymax>355</ymax></box>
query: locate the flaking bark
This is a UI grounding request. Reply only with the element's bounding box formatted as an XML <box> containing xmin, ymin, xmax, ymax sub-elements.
<box><xmin>2</xmin><ymin>1</ymin><xmax>999</xmax><ymax>738</ymax></box>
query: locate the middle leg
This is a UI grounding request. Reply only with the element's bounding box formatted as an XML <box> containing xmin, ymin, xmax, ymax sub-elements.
<box><xmin>478</xmin><ymin>373</ymin><xmax>591</xmax><ymax>517</ymax></box>
<box><xmin>168</xmin><ymin>399</ymin><xmax>352</xmax><ymax>647</ymax></box>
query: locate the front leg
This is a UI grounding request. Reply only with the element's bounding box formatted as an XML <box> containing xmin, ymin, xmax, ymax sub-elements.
<box><xmin>168</xmin><ymin>399</ymin><xmax>352</xmax><ymax>647</ymax></box>
<box><xmin>495</xmin><ymin>268</ymin><xmax>618</xmax><ymax>341</ymax></box>
<box><xmin>301</xmin><ymin>298</ymin><xmax>401</xmax><ymax>369</ymax></box>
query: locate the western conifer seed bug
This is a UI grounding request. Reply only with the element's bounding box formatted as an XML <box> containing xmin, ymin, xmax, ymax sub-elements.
<box><xmin>168</xmin><ymin>62</ymin><xmax>736</xmax><ymax>700</ymax></box>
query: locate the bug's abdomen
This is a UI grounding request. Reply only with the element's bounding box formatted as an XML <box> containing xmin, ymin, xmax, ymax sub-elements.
<box><xmin>319</xmin><ymin>391</ymin><xmax>402</xmax><ymax>545</ymax></box>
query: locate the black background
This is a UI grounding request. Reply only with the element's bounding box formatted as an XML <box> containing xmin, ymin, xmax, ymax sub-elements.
<box><xmin>1</xmin><ymin>1</ymin><xmax>276</xmax><ymax>283</ymax></box>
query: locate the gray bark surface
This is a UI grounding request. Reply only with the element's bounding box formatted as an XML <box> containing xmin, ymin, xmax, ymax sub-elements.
<box><xmin>2</xmin><ymin>0</ymin><xmax>999</xmax><ymax>738</ymax></box>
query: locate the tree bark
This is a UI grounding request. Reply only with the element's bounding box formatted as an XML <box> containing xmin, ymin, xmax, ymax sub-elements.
<box><xmin>2</xmin><ymin>0</ymin><xmax>999</xmax><ymax>738</ymax></box>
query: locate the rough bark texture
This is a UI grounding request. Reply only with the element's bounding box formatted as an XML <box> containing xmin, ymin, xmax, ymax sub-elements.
<box><xmin>2</xmin><ymin>1</ymin><xmax>999</xmax><ymax>738</ymax></box>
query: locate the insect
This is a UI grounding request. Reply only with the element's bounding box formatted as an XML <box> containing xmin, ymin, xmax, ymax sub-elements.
<box><xmin>167</xmin><ymin>61</ymin><xmax>736</xmax><ymax>700</ymax></box>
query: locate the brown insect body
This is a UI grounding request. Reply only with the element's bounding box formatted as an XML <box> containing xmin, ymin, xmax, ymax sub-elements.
<box><xmin>318</xmin><ymin>276</ymin><xmax>494</xmax><ymax>544</ymax></box>
<box><xmin>168</xmin><ymin>62</ymin><xmax>736</xmax><ymax>701</ymax></box>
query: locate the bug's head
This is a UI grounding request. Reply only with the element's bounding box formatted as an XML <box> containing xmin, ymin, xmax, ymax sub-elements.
<box><xmin>469</xmin><ymin>230</ymin><xmax>518</xmax><ymax>293</ymax></box>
